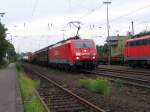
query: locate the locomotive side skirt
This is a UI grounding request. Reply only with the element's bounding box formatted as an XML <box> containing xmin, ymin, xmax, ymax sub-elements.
<box><xmin>49</xmin><ymin>59</ymin><xmax>73</xmax><ymax>65</ymax></box>
<box><xmin>125</xmin><ymin>57</ymin><xmax>150</xmax><ymax>61</ymax></box>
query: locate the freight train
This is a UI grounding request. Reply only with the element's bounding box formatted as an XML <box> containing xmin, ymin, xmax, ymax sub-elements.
<box><xmin>25</xmin><ymin>32</ymin><xmax>150</xmax><ymax>68</ymax></box>
<box><xmin>27</xmin><ymin>36</ymin><xmax>98</xmax><ymax>70</ymax></box>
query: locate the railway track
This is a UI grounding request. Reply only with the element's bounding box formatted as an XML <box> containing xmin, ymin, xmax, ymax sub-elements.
<box><xmin>98</xmin><ymin>67</ymin><xmax>150</xmax><ymax>76</ymax></box>
<box><xmin>84</xmin><ymin>70</ymin><xmax>150</xmax><ymax>89</ymax></box>
<box><xmin>23</xmin><ymin>65</ymin><xmax>105</xmax><ymax>112</ymax></box>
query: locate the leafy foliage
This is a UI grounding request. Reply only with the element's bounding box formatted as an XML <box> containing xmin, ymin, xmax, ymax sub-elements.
<box><xmin>132</xmin><ymin>31</ymin><xmax>150</xmax><ymax>38</ymax></box>
<box><xmin>0</xmin><ymin>22</ymin><xmax>16</xmax><ymax>63</ymax></box>
<box><xmin>16</xmin><ymin>61</ymin><xmax>23</xmax><ymax>71</ymax></box>
<box><xmin>115</xmin><ymin>79</ymin><xmax>124</xmax><ymax>89</ymax></box>
<box><xmin>0</xmin><ymin>23</ymin><xmax>8</xmax><ymax>62</ymax></box>
<box><xmin>7</xmin><ymin>43</ymin><xmax>16</xmax><ymax>62</ymax></box>
<box><xmin>96</xmin><ymin>44</ymin><xmax>108</xmax><ymax>56</ymax></box>
<box><xmin>79</xmin><ymin>78</ymin><xmax>112</xmax><ymax>95</ymax></box>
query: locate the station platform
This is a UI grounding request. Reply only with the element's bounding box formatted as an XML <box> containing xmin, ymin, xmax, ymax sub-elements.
<box><xmin>0</xmin><ymin>63</ymin><xmax>24</xmax><ymax>112</ymax></box>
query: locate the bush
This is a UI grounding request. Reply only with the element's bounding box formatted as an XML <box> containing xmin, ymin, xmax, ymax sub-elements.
<box><xmin>115</xmin><ymin>79</ymin><xmax>124</xmax><ymax>89</ymax></box>
<box><xmin>79</xmin><ymin>78</ymin><xmax>112</xmax><ymax>95</ymax></box>
<box><xmin>16</xmin><ymin>62</ymin><xmax>22</xmax><ymax>71</ymax></box>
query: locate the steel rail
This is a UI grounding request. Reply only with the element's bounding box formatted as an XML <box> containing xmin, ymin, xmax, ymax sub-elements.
<box><xmin>30</xmin><ymin>69</ymin><xmax>106</xmax><ymax>112</ymax></box>
<box><xmin>98</xmin><ymin>67</ymin><xmax>150</xmax><ymax>76</ymax></box>
<box><xmin>84</xmin><ymin>71</ymin><xmax>150</xmax><ymax>89</ymax></box>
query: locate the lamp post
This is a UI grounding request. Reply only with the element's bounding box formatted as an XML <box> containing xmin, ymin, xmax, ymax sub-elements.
<box><xmin>103</xmin><ymin>1</ymin><xmax>111</xmax><ymax>64</ymax></box>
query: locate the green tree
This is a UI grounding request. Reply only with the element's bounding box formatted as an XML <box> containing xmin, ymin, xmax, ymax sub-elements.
<box><xmin>7</xmin><ymin>42</ymin><xmax>16</xmax><ymax>62</ymax></box>
<box><xmin>132</xmin><ymin>31</ymin><xmax>150</xmax><ymax>38</ymax></box>
<box><xmin>0</xmin><ymin>22</ymin><xmax>15</xmax><ymax>63</ymax></box>
<box><xmin>96</xmin><ymin>44</ymin><xmax>108</xmax><ymax>56</ymax></box>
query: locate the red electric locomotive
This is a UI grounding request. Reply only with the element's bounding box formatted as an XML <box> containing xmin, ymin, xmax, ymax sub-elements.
<box><xmin>33</xmin><ymin>36</ymin><xmax>98</xmax><ymax>70</ymax></box>
<box><xmin>124</xmin><ymin>34</ymin><xmax>150</xmax><ymax>67</ymax></box>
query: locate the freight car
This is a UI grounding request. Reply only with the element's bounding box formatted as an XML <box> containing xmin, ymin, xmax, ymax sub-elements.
<box><xmin>22</xmin><ymin>52</ymin><xmax>33</xmax><ymax>62</ymax></box>
<box><xmin>32</xmin><ymin>37</ymin><xmax>98</xmax><ymax>70</ymax></box>
<box><xmin>124</xmin><ymin>34</ymin><xmax>150</xmax><ymax>67</ymax></box>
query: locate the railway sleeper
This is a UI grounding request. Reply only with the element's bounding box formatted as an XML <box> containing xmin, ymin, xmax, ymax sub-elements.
<box><xmin>51</xmin><ymin>106</ymin><xmax>88</xmax><ymax>112</ymax></box>
<box><xmin>49</xmin><ymin>95</ymin><xmax>74</xmax><ymax>99</ymax></box>
<box><xmin>50</xmin><ymin>104</ymin><xmax>87</xmax><ymax>111</ymax></box>
<box><xmin>49</xmin><ymin>100</ymin><xmax>80</xmax><ymax>106</ymax></box>
<box><xmin>48</xmin><ymin>98</ymin><xmax>75</xmax><ymax>102</ymax></box>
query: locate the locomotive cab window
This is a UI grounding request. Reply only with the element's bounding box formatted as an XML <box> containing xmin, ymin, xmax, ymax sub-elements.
<box><xmin>75</xmin><ymin>41</ymin><xmax>94</xmax><ymax>48</ymax></box>
<box><xmin>125</xmin><ymin>42</ymin><xmax>129</xmax><ymax>47</ymax></box>
<box><xmin>129</xmin><ymin>41</ymin><xmax>135</xmax><ymax>46</ymax></box>
<box><xmin>129</xmin><ymin>38</ymin><xmax>150</xmax><ymax>47</ymax></box>
<box><xmin>142</xmin><ymin>39</ymin><xmax>147</xmax><ymax>45</ymax></box>
<box><xmin>148</xmin><ymin>38</ymin><xmax>150</xmax><ymax>45</ymax></box>
<box><xmin>136</xmin><ymin>40</ymin><xmax>142</xmax><ymax>46</ymax></box>
<box><xmin>145</xmin><ymin>38</ymin><xmax>150</xmax><ymax>45</ymax></box>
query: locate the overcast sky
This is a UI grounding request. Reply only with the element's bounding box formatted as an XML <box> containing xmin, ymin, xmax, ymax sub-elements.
<box><xmin>1</xmin><ymin>0</ymin><xmax>150</xmax><ymax>53</ymax></box>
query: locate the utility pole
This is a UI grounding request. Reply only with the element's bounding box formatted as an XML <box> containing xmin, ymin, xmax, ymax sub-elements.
<box><xmin>145</xmin><ymin>25</ymin><xmax>148</xmax><ymax>31</ymax></box>
<box><xmin>0</xmin><ymin>12</ymin><xmax>5</xmax><ymax>22</ymax></box>
<box><xmin>131</xmin><ymin>21</ymin><xmax>134</xmax><ymax>36</ymax></box>
<box><xmin>103</xmin><ymin>1</ymin><xmax>111</xmax><ymax>65</ymax></box>
<box><xmin>61</xmin><ymin>29</ymin><xmax>65</xmax><ymax>40</ymax></box>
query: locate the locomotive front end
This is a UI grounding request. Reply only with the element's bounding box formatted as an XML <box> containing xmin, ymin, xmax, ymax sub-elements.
<box><xmin>73</xmin><ymin>39</ymin><xmax>98</xmax><ymax>69</ymax></box>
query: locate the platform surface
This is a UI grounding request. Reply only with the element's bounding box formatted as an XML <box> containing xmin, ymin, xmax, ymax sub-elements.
<box><xmin>0</xmin><ymin>63</ymin><xmax>23</xmax><ymax>112</ymax></box>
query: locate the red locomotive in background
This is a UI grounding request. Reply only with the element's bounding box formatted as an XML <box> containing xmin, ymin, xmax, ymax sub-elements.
<box><xmin>124</xmin><ymin>34</ymin><xmax>150</xmax><ymax>67</ymax></box>
<box><xmin>29</xmin><ymin>36</ymin><xmax>98</xmax><ymax>70</ymax></box>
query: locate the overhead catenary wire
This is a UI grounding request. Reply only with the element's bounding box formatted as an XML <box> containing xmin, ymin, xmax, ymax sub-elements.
<box><xmin>12</xmin><ymin>1</ymin><xmax>150</xmax><ymax>53</ymax></box>
<box><xmin>30</xmin><ymin>0</ymin><xmax>39</xmax><ymax>22</ymax></box>
<box><xmin>77</xmin><ymin>3</ymin><xmax>104</xmax><ymax>20</ymax></box>
<box><xmin>29</xmin><ymin>1</ymin><xmax>150</xmax><ymax>35</ymax></box>
<box><xmin>23</xmin><ymin>1</ymin><xmax>150</xmax><ymax>32</ymax></box>
<box><xmin>76</xmin><ymin>3</ymin><xmax>150</xmax><ymax>35</ymax></box>
<box><xmin>18</xmin><ymin>1</ymin><xmax>150</xmax><ymax>40</ymax></box>
<box><xmin>98</xmin><ymin>4</ymin><xmax>150</xmax><ymax>27</ymax></box>
<box><xmin>65</xmin><ymin>2</ymin><xmax>150</xmax><ymax>37</ymax></box>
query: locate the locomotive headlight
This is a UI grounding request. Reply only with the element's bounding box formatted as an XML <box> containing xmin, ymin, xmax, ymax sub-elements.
<box><xmin>76</xmin><ymin>53</ymin><xmax>81</xmax><ymax>56</ymax></box>
<box><xmin>76</xmin><ymin>56</ymin><xmax>80</xmax><ymax>60</ymax></box>
<box><xmin>92</xmin><ymin>56</ymin><xmax>96</xmax><ymax>59</ymax></box>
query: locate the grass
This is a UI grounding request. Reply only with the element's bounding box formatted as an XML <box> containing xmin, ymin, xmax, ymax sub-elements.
<box><xmin>115</xmin><ymin>79</ymin><xmax>124</xmax><ymax>89</ymax></box>
<box><xmin>79</xmin><ymin>78</ymin><xmax>112</xmax><ymax>95</ymax></box>
<box><xmin>16</xmin><ymin>61</ymin><xmax>22</xmax><ymax>71</ymax></box>
<box><xmin>18</xmin><ymin>67</ymin><xmax>48</xmax><ymax>112</ymax></box>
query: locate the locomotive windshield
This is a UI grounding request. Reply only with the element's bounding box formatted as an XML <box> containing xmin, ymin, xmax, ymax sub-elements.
<box><xmin>75</xmin><ymin>41</ymin><xmax>94</xmax><ymax>48</ymax></box>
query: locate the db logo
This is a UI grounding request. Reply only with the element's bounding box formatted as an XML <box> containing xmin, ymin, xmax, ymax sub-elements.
<box><xmin>55</xmin><ymin>50</ymin><xmax>59</xmax><ymax>55</ymax></box>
